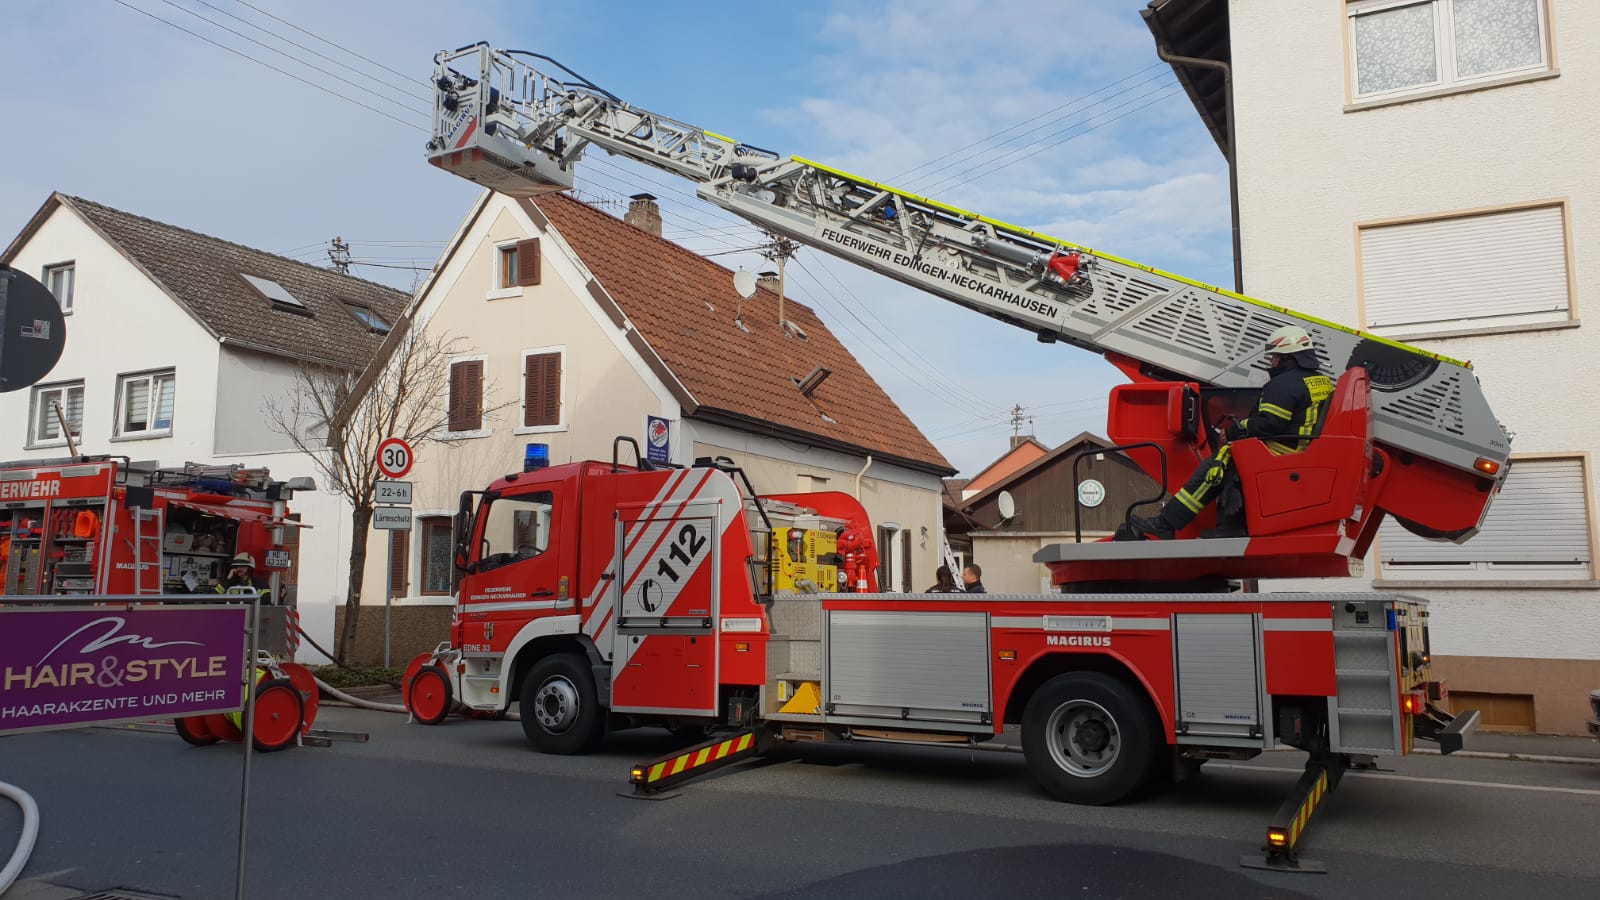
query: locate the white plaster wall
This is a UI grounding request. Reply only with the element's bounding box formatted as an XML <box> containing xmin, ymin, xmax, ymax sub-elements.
<box><xmin>213</xmin><ymin>347</ymin><xmax>305</xmax><ymax>454</ymax></box>
<box><xmin>1230</xmin><ymin>0</ymin><xmax>1600</xmax><ymax>660</ymax></box>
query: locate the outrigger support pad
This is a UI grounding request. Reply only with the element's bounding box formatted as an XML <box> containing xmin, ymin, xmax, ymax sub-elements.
<box><xmin>1239</xmin><ymin>752</ymin><xmax>1348</xmax><ymax>874</ymax></box>
<box><xmin>625</xmin><ymin>729</ymin><xmax>770</xmax><ymax>799</ymax></box>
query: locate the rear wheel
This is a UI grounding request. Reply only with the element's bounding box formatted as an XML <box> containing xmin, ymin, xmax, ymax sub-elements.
<box><xmin>1021</xmin><ymin>671</ymin><xmax>1160</xmax><ymax>805</ymax></box>
<box><xmin>519</xmin><ymin>654</ymin><xmax>606</xmax><ymax>755</ymax></box>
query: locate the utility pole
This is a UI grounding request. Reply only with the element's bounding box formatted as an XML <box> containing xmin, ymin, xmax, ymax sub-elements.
<box><xmin>328</xmin><ymin>236</ymin><xmax>351</xmax><ymax>275</ymax></box>
<box><xmin>1009</xmin><ymin>404</ymin><xmax>1034</xmax><ymax>444</ymax></box>
<box><xmin>759</xmin><ymin>233</ymin><xmax>801</xmax><ymax>334</ymax></box>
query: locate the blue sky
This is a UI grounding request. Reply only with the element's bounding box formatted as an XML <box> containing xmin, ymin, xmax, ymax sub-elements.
<box><xmin>1</xmin><ymin>0</ymin><xmax>1231</xmax><ymax>476</ymax></box>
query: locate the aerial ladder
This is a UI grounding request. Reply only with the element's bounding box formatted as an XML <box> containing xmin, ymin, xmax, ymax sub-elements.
<box><xmin>424</xmin><ymin>43</ymin><xmax>1511</xmax><ymax>589</ymax></box>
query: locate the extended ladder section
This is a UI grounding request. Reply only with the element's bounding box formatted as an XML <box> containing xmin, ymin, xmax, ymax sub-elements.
<box><xmin>428</xmin><ymin>44</ymin><xmax>1511</xmax><ymax>492</ymax></box>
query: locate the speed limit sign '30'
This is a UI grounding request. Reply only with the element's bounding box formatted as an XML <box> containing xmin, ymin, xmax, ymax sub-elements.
<box><xmin>377</xmin><ymin>437</ymin><xmax>414</xmax><ymax>479</ymax></box>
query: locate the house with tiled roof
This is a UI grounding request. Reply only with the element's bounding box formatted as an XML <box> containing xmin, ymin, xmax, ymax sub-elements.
<box><xmin>1</xmin><ymin>193</ymin><xmax>409</xmax><ymax>655</ymax></box>
<box><xmin>345</xmin><ymin>190</ymin><xmax>955</xmax><ymax>662</ymax></box>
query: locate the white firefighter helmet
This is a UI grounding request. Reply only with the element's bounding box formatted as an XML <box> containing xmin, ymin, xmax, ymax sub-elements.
<box><xmin>230</xmin><ymin>552</ymin><xmax>257</xmax><ymax>569</ymax></box>
<box><xmin>1264</xmin><ymin>325</ymin><xmax>1314</xmax><ymax>356</ymax></box>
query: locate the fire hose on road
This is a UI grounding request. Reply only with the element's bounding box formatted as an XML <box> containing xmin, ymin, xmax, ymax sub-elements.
<box><xmin>0</xmin><ymin>780</ymin><xmax>41</xmax><ymax>896</ymax></box>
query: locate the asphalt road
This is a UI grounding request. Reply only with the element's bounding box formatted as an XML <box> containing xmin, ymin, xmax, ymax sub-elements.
<box><xmin>3</xmin><ymin>706</ymin><xmax>1598</xmax><ymax>899</ymax></box>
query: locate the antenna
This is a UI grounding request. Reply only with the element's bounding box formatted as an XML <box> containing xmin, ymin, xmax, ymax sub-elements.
<box><xmin>732</xmin><ymin>269</ymin><xmax>757</xmax><ymax>333</ymax></box>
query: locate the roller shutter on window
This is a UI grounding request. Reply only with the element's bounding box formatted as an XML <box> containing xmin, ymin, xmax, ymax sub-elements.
<box><xmin>1380</xmin><ymin>458</ymin><xmax>1592</xmax><ymax>575</ymax></box>
<box><xmin>1360</xmin><ymin>204</ymin><xmax>1569</xmax><ymax>331</ymax></box>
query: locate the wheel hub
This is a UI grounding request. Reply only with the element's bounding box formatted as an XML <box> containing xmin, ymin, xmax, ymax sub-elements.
<box><xmin>533</xmin><ymin>676</ymin><xmax>580</xmax><ymax>733</ymax></box>
<box><xmin>1046</xmin><ymin>699</ymin><xmax>1122</xmax><ymax>777</ymax></box>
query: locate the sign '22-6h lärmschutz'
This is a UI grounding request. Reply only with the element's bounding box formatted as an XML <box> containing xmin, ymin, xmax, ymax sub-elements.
<box><xmin>0</xmin><ymin>605</ymin><xmax>245</xmax><ymax>734</ymax></box>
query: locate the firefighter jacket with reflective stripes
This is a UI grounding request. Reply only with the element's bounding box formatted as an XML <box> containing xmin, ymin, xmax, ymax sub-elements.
<box><xmin>1242</xmin><ymin>361</ymin><xmax>1336</xmax><ymax>455</ymax></box>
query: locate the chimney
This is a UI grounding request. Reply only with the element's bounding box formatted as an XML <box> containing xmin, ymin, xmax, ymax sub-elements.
<box><xmin>625</xmin><ymin>193</ymin><xmax>662</xmax><ymax>237</ymax></box>
<box><xmin>1010</xmin><ymin>434</ymin><xmax>1036</xmax><ymax>450</ymax></box>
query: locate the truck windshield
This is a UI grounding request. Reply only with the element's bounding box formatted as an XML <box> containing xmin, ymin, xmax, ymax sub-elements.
<box><xmin>475</xmin><ymin>490</ymin><xmax>554</xmax><ymax>572</ymax></box>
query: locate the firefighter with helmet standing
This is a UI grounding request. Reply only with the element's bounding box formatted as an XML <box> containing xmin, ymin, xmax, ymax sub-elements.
<box><xmin>1118</xmin><ymin>325</ymin><xmax>1336</xmax><ymax>541</ymax></box>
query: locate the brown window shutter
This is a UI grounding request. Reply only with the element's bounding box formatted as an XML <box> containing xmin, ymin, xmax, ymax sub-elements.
<box><xmin>523</xmin><ymin>352</ymin><xmax>562</xmax><ymax>427</ymax></box>
<box><xmin>389</xmin><ymin>528</ymin><xmax>409</xmax><ymax>597</ymax></box>
<box><xmin>900</xmin><ymin>533</ymin><xmax>912</xmax><ymax>593</ymax></box>
<box><xmin>516</xmin><ymin>238</ymin><xmax>541</xmax><ymax>286</ymax></box>
<box><xmin>450</xmin><ymin>360</ymin><xmax>483</xmax><ymax>431</ymax></box>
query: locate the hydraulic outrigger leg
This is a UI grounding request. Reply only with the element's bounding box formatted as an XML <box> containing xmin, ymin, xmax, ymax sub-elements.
<box><xmin>625</xmin><ymin>730</ymin><xmax>772</xmax><ymax>799</ymax></box>
<box><xmin>1240</xmin><ymin>752</ymin><xmax>1347</xmax><ymax>874</ymax></box>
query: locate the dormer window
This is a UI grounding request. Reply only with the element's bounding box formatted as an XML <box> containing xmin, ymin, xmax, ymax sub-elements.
<box><xmin>341</xmin><ymin>300</ymin><xmax>391</xmax><ymax>333</ymax></box>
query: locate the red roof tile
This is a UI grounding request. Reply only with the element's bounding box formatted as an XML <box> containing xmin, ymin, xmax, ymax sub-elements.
<box><xmin>533</xmin><ymin>193</ymin><xmax>952</xmax><ymax>474</ymax></box>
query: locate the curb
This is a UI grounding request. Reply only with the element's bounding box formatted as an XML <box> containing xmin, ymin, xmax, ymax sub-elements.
<box><xmin>1408</xmin><ymin>747</ymin><xmax>1600</xmax><ymax>766</ymax></box>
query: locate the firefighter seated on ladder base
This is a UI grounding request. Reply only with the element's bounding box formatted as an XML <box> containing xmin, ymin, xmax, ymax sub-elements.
<box><xmin>1117</xmin><ymin>326</ymin><xmax>1336</xmax><ymax>541</ymax></box>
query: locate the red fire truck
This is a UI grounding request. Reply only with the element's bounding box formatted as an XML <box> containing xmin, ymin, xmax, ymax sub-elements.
<box><xmin>405</xmin><ymin>45</ymin><xmax>1504</xmax><ymax>866</ymax></box>
<box><xmin>1</xmin><ymin>456</ymin><xmax>309</xmax><ymax>648</ymax></box>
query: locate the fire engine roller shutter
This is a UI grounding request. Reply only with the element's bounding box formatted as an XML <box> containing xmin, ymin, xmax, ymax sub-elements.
<box><xmin>1173</xmin><ymin>614</ymin><xmax>1262</xmax><ymax>739</ymax></box>
<box><xmin>825</xmin><ymin>609</ymin><xmax>989</xmax><ymax>724</ymax></box>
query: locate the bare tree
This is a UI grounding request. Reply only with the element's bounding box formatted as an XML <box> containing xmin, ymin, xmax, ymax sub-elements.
<box><xmin>267</xmin><ymin>329</ymin><xmax>492</xmax><ymax>662</ymax></box>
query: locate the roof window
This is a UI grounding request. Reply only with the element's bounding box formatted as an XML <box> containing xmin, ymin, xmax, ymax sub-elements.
<box><xmin>341</xmin><ymin>301</ymin><xmax>392</xmax><ymax>334</ymax></box>
<box><xmin>242</xmin><ymin>274</ymin><xmax>310</xmax><ymax>313</ymax></box>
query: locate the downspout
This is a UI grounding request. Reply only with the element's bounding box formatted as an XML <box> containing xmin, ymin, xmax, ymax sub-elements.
<box><xmin>854</xmin><ymin>455</ymin><xmax>873</xmax><ymax>500</ymax></box>
<box><xmin>1153</xmin><ymin>41</ymin><xmax>1242</xmax><ymax>295</ymax></box>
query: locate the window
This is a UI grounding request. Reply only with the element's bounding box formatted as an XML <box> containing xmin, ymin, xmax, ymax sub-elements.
<box><xmin>341</xmin><ymin>301</ymin><xmax>391</xmax><ymax>333</ymax></box>
<box><xmin>1378</xmin><ymin>456</ymin><xmax>1594</xmax><ymax>582</ymax></box>
<box><xmin>389</xmin><ymin>529</ymin><xmax>409</xmax><ymax>597</ymax></box>
<box><xmin>521</xmin><ymin>350</ymin><xmax>563</xmax><ymax>430</ymax></box>
<box><xmin>29</xmin><ymin>381</ymin><xmax>84</xmax><ymax>445</ymax></box>
<box><xmin>241</xmin><ymin>274</ymin><xmax>309</xmax><ymax>313</ymax></box>
<box><xmin>876</xmin><ymin>524</ymin><xmax>911</xmax><ymax>593</ymax></box>
<box><xmin>1348</xmin><ymin>0</ymin><xmax>1551</xmax><ymax>102</ymax></box>
<box><xmin>477</xmin><ymin>491</ymin><xmax>554</xmax><ymax>572</ymax></box>
<box><xmin>43</xmin><ymin>262</ymin><xmax>74</xmax><ymax>314</ymax></box>
<box><xmin>115</xmin><ymin>370</ymin><xmax>175</xmax><ymax>437</ymax></box>
<box><xmin>497</xmin><ymin>239</ymin><xmax>542</xmax><ymax>290</ymax></box>
<box><xmin>498</xmin><ymin>245</ymin><xmax>519</xmax><ymax>288</ymax></box>
<box><xmin>448</xmin><ymin>359</ymin><xmax>484</xmax><ymax>433</ymax></box>
<box><xmin>1357</xmin><ymin>201</ymin><xmax>1572</xmax><ymax>337</ymax></box>
<box><xmin>420</xmin><ymin>516</ymin><xmax>453</xmax><ymax>594</ymax></box>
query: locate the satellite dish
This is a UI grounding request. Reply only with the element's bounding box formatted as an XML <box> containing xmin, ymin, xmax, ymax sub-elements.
<box><xmin>0</xmin><ymin>266</ymin><xmax>67</xmax><ymax>394</ymax></box>
<box><xmin>733</xmin><ymin>269</ymin><xmax>757</xmax><ymax>299</ymax></box>
<box><xmin>997</xmin><ymin>490</ymin><xmax>1016</xmax><ymax>522</ymax></box>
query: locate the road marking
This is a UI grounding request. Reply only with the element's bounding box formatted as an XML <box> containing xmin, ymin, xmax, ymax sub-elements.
<box><xmin>1211</xmin><ymin>763</ymin><xmax>1600</xmax><ymax>797</ymax></box>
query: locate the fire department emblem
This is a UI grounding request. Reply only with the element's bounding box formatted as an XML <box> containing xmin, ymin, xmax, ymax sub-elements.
<box><xmin>484</xmin><ymin>622</ymin><xmax>495</xmax><ymax>641</ymax></box>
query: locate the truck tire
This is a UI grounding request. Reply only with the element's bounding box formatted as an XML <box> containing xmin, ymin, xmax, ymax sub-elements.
<box><xmin>520</xmin><ymin>654</ymin><xmax>606</xmax><ymax>755</ymax></box>
<box><xmin>1021</xmin><ymin>671</ymin><xmax>1160</xmax><ymax>805</ymax></box>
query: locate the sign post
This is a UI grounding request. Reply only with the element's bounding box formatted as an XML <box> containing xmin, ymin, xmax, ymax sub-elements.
<box><xmin>375</xmin><ymin>437</ymin><xmax>414</xmax><ymax>668</ymax></box>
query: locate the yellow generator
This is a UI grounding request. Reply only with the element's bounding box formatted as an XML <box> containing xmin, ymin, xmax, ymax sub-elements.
<box><xmin>772</xmin><ymin>526</ymin><xmax>839</xmax><ymax>592</ymax></box>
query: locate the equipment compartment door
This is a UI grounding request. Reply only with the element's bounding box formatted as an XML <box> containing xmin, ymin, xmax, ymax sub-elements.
<box><xmin>1173</xmin><ymin>613</ymin><xmax>1262</xmax><ymax>739</ymax></box>
<box><xmin>825</xmin><ymin>610</ymin><xmax>990</xmax><ymax>725</ymax></box>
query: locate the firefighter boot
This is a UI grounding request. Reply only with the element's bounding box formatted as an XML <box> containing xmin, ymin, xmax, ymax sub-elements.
<box><xmin>1115</xmin><ymin>512</ymin><xmax>1175</xmax><ymax>542</ymax></box>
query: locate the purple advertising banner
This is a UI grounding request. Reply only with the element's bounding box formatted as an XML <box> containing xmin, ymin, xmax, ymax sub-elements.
<box><xmin>0</xmin><ymin>604</ymin><xmax>246</xmax><ymax>735</ymax></box>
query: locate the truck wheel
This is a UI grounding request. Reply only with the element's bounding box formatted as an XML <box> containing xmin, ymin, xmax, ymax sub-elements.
<box><xmin>520</xmin><ymin>654</ymin><xmax>606</xmax><ymax>755</ymax></box>
<box><xmin>1021</xmin><ymin>671</ymin><xmax>1159</xmax><ymax>805</ymax></box>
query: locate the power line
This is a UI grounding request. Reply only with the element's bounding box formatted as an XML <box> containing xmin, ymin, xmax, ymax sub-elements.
<box><xmin>184</xmin><ymin>0</ymin><xmax>430</xmax><ymax>105</ymax></box>
<box><xmin>898</xmin><ymin>66</ymin><xmax>1171</xmax><ymax>191</ymax></box>
<box><xmin>150</xmin><ymin>0</ymin><xmax>429</xmax><ymax>117</ymax></box>
<box><xmin>108</xmin><ymin>0</ymin><xmax>426</xmax><ymax>132</ymax></box>
<box><xmin>233</xmin><ymin>0</ymin><xmax>425</xmax><ymax>87</ymax></box>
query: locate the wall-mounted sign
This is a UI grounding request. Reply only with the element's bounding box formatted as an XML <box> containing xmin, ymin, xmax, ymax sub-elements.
<box><xmin>1076</xmin><ymin>479</ymin><xmax>1106</xmax><ymax>509</ymax></box>
<box><xmin>645</xmin><ymin>415</ymin><xmax>672</xmax><ymax>465</ymax></box>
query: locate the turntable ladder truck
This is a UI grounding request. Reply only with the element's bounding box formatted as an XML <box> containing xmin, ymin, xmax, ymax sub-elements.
<box><xmin>411</xmin><ymin>43</ymin><xmax>1508</xmax><ymax>870</ymax></box>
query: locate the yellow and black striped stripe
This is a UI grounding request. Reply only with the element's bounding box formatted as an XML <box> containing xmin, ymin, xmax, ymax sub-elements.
<box><xmin>630</xmin><ymin>731</ymin><xmax>763</xmax><ymax>795</ymax></box>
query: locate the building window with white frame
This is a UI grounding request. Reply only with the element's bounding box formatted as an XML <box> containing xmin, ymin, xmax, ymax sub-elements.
<box><xmin>1348</xmin><ymin>0</ymin><xmax>1551</xmax><ymax>102</ymax></box>
<box><xmin>1357</xmin><ymin>201</ymin><xmax>1572</xmax><ymax>338</ymax></box>
<box><xmin>1377</xmin><ymin>456</ymin><xmax>1594</xmax><ymax>583</ymax></box>
<box><xmin>115</xmin><ymin>369</ymin><xmax>176</xmax><ymax>437</ymax></box>
<box><xmin>43</xmin><ymin>262</ymin><xmax>75</xmax><ymax>314</ymax></box>
<box><xmin>29</xmin><ymin>380</ymin><xmax>84</xmax><ymax>446</ymax></box>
